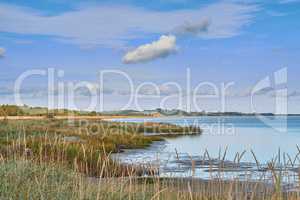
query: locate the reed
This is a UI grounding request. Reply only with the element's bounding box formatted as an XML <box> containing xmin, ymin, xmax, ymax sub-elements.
<box><xmin>0</xmin><ymin>119</ymin><xmax>300</xmax><ymax>199</ymax></box>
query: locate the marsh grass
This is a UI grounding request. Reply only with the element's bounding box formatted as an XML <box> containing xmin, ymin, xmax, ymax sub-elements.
<box><xmin>1</xmin><ymin>157</ymin><xmax>300</xmax><ymax>200</ymax></box>
<box><xmin>0</xmin><ymin>119</ymin><xmax>300</xmax><ymax>199</ymax></box>
<box><xmin>0</xmin><ymin>119</ymin><xmax>201</xmax><ymax>177</ymax></box>
<box><xmin>0</xmin><ymin>119</ymin><xmax>201</xmax><ymax>151</ymax></box>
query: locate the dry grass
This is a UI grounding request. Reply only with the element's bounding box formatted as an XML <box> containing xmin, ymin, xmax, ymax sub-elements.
<box><xmin>0</xmin><ymin>119</ymin><xmax>300</xmax><ymax>199</ymax></box>
<box><xmin>0</xmin><ymin>119</ymin><xmax>200</xmax><ymax>177</ymax></box>
<box><xmin>1</xmin><ymin>157</ymin><xmax>300</xmax><ymax>199</ymax></box>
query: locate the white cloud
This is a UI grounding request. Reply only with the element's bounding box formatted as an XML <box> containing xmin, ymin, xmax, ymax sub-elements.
<box><xmin>0</xmin><ymin>2</ymin><xmax>258</xmax><ymax>47</ymax></box>
<box><xmin>123</xmin><ymin>35</ymin><xmax>177</xmax><ymax>64</ymax></box>
<box><xmin>0</xmin><ymin>47</ymin><xmax>5</xmax><ymax>57</ymax></box>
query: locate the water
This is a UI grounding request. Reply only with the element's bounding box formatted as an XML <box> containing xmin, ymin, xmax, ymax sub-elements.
<box><xmin>111</xmin><ymin>116</ymin><xmax>300</xmax><ymax>182</ymax></box>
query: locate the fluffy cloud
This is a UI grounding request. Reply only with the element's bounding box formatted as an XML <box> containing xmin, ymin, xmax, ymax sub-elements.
<box><xmin>0</xmin><ymin>47</ymin><xmax>5</xmax><ymax>57</ymax></box>
<box><xmin>0</xmin><ymin>2</ymin><xmax>258</xmax><ymax>47</ymax></box>
<box><xmin>123</xmin><ymin>35</ymin><xmax>177</xmax><ymax>64</ymax></box>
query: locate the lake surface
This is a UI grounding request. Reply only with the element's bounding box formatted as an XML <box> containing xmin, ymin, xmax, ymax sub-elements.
<box><xmin>112</xmin><ymin>116</ymin><xmax>300</xmax><ymax>181</ymax></box>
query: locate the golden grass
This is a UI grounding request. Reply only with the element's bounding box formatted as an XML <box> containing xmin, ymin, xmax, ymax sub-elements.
<box><xmin>0</xmin><ymin>118</ymin><xmax>300</xmax><ymax>199</ymax></box>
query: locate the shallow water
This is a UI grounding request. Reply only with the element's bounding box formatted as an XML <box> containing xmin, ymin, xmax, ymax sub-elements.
<box><xmin>112</xmin><ymin>116</ymin><xmax>300</xmax><ymax>182</ymax></box>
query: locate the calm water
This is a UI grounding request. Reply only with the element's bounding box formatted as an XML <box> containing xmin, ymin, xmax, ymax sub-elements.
<box><xmin>112</xmin><ymin>116</ymin><xmax>300</xmax><ymax>180</ymax></box>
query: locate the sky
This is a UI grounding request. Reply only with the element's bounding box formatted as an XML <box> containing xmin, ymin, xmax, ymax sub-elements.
<box><xmin>0</xmin><ymin>0</ymin><xmax>300</xmax><ymax>113</ymax></box>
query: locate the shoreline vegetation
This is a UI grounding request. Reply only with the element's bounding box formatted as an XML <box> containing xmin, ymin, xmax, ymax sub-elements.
<box><xmin>0</xmin><ymin>117</ymin><xmax>201</xmax><ymax>177</ymax></box>
<box><xmin>1</xmin><ymin>105</ymin><xmax>300</xmax><ymax>199</ymax></box>
<box><xmin>1</xmin><ymin>105</ymin><xmax>300</xmax><ymax>119</ymax></box>
<box><xmin>0</xmin><ymin>159</ymin><xmax>280</xmax><ymax>200</ymax></box>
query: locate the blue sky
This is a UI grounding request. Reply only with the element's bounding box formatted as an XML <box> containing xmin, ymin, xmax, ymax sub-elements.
<box><xmin>0</xmin><ymin>0</ymin><xmax>300</xmax><ymax>112</ymax></box>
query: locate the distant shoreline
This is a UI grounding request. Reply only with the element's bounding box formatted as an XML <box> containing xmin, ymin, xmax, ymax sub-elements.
<box><xmin>1</xmin><ymin>105</ymin><xmax>300</xmax><ymax>119</ymax></box>
<box><xmin>1</xmin><ymin>114</ymin><xmax>300</xmax><ymax>121</ymax></box>
<box><xmin>0</xmin><ymin>115</ymin><xmax>155</xmax><ymax>120</ymax></box>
